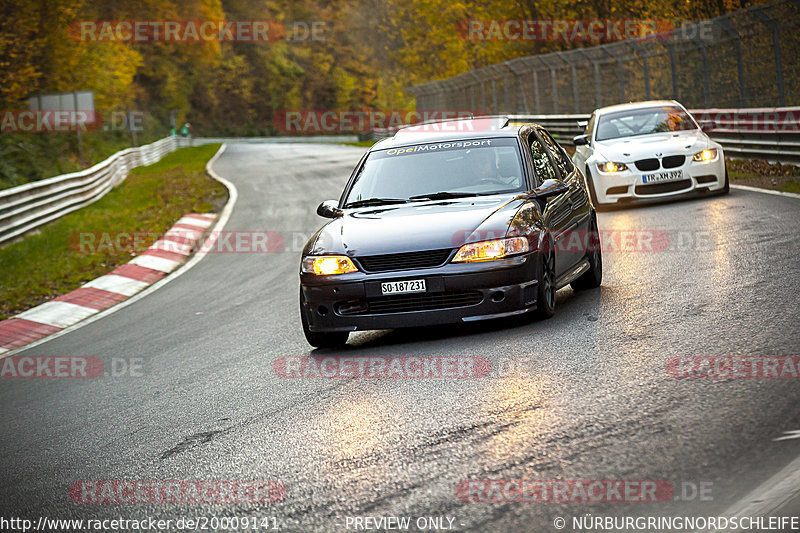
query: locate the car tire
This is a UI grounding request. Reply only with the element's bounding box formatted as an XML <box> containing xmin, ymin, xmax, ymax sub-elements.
<box><xmin>720</xmin><ymin>167</ymin><xmax>730</xmax><ymax>195</ymax></box>
<box><xmin>300</xmin><ymin>290</ymin><xmax>349</xmax><ymax>348</ymax></box>
<box><xmin>570</xmin><ymin>213</ymin><xmax>603</xmax><ymax>291</ymax></box>
<box><xmin>584</xmin><ymin>166</ymin><xmax>607</xmax><ymax>211</ymax></box>
<box><xmin>532</xmin><ymin>238</ymin><xmax>556</xmax><ymax>320</ymax></box>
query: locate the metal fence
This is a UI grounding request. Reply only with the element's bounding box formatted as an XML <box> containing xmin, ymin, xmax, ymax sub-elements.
<box><xmin>0</xmin><ymin>136</ymin><xmax>179</xmax><ymax>246</ymax></box>
<box><xmin>410</xmin><ymin>0</ymin><xmax>800</xmax><ymax>114</ymax></box>
<box><xmin>0</xmin><ymin>135</ymin><xmax>361</xmax><ymax>246</ymax></box>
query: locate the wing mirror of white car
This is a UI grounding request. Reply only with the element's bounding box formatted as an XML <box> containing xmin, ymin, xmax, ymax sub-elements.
<box><xmin>573</xmin><ymin>134</ymin><xmax>590</xmax><ymax>146</ymax></box>
<box><xmin>317</xmin><ymin>200</ymin><xmax>343</xmax><ymax>218</ymax></box>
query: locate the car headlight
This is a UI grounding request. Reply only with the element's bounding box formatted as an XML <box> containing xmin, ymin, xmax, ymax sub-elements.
<box><xmin>692</xmin><ymin>148</ymin><xmax>717</xmax><ymax>162</ymax></box>
<box><xmin>596</xmin><ymin>161</ymin><xmax>628</xmax><ymax>173</ymax></box>
<box><xmin>301</xmin><ymin>255</ymin><xmax>358</xmax><ymax>275</ymax></box>
<box><xmin>452</xmin><ymin>237</ymin><xmax>529</xmax><ymax>263</ymax></box>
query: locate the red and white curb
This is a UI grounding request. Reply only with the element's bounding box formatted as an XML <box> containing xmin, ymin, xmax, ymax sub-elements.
<box><xmin>0</xmin><ymin>213</ymin><xmax>216</xmax><ymax>354</ymax></box>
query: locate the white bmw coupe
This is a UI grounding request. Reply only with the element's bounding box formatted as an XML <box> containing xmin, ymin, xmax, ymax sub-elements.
<box><xmin>572</xmin><ymin>100</ymin><xmax>728</xmax><ymax>208</ymax></box>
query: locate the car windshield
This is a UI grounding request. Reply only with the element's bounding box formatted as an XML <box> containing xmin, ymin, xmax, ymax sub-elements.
<box><xmin>595</xmin><ymin>105</ymin><xmax>698</xmax><ymax>141</ymax></box>
<box><xmin>343</xmin><ymin>138</ymin><xmax>525</xmax><ymax>207</ymax></box>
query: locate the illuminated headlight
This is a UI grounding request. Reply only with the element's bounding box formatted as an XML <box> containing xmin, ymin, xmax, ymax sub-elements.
<box><xmin>596</xmin><ymin>161</ymin><xmax>628</xmax><ymax>173</ymax></box>
<box><xmin>452</xmin><ymin>237</ymin><xmax>529</xmax><ymax>263</ymax></box>
<box><xmin>301</xmin><ymin>255</ymin><xmax>358</xmax><ymax>275</ymax></box>
<box><xmin>693</xmin><ymin>148</ymin><xmax>718</xmax><ymax>162</ymax></box>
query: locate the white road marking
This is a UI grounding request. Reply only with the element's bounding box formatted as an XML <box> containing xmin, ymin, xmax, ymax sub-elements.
<box><xmin>82</xmin><ymin>275</ymin><xmax>150</xmax><ymax>297</ymax></box>
<box><xmin>731</xmin><ymin>184</ymin><xmax>800</xmax><ymax>199</ymax></box>
<box><xmin>129</xmin><ymin>254</ymin><xmax>181</xmax><ymax>273</ymax></box>
<box><xmin>15</xmin><ymin>301</ymin><xmax>99</xmax><ymax>329</ymax></box>
<box><xmin>176</xmin><ymin>216</ymin><xmax>214</xmax><ymax>228</ymax></box>
<box><xmin>1</xmin><ymin>145</ymin><xmax>236</xmax><ymax>358</ymax></box>
<box><xmin>774</xmin><ymin>430</ymin><xmax>800</xmax><ymax>442</ymax></box>
<box><xmin>149</xmin><ymin>239</ymin><xmax>193</xmax><ymax>255</ymax></box>
<box><xmin>701</xmin><ymin>453</ymin><xmax>800</xmax><ymax>533</ymax></box>
<box><xmin>165</xmin><ymin>228</ymin><xmax>203</xmax><ymax>241</ymax></box>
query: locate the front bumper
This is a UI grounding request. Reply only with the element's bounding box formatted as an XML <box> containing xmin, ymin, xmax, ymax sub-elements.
<box><xmin>300</xmin><ymin>253</ymin><xmax>539</xmax><ymax>332</ymax></box>
<box><xmin>592</xmin><ymin>155</ymin><xmax>726</xmax><ymax>205</ymax></box>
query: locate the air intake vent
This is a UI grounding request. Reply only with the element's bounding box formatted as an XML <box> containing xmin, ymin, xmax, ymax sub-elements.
<box><xmin>365</xmin><ymin>291</ymin><xmax>483</xmax><ymax>314</ymax></box>
<box><xmin>661</xmin><ymin>155</ymin><xmax>685</xmax><ymax>168</ymax></box>
<box><xmin>356</xmin><ymin>249</ymin><xmax>453</xmax><ymax>272</ymax></box>
<box><xmin>635</xmin><ymin>179</ymin><xmax>692</xmax><ymax>195</ymax></box>
<box><xmin>634</xmin><ymin>158</ymin><xmax>659</xmax><ymax>171</ymax></box>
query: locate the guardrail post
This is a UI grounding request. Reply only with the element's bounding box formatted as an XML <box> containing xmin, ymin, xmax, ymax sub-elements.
<box><xmin>714</xmin><ymin>18</ymin><xmax>747</xmax><ymax>107</ymax></box>
<box><xmin>578</xmin><ymin>49</ymin><xmax>602</xmax><ymax>109</ymax></box>
<box><xmin>601</xmin><ymin>46</ymin><xmax>626</xmax><ymax>104</ymax></box>
<box><xmin>751</xmin><ymin>6</ymin><xmax>786</xmax><ymax>106</ymax></box>
<box><xmin>506</xmin><ymin>60</ymin><xmax>530</xmax><ymax>113</ymax></box>
<box><xmin>690</xmin><ymin>35</ymin><xmax>712</xmax><ymax>108</ymax></box>
<box><xmin>570</xmin><ymin>63</ymin><xmax>580</xmax><ymax>113</ymax></box>
<box><xmin>628</xmin><ymin>41</ymin><xmax>651</xmax><ymax>100</ymax></box>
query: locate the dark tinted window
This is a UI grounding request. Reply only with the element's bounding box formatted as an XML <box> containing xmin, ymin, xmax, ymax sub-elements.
<box><xmin>344</xmin><ymin>138</ymin><xmax>525</xmax><ymax>204</ymax></box>
<box><xmin>537</xmin><ymin>128</ymin><xmax>574</xmax><ymax>177</ymax></box>
<box><xmin>529</xmin><ymin>135</ymin><xmax>557</xmax><ymax>183</ymax></box>
<box><xmin>596</xmin><ymin>105</ymin><xmax>698</xmax><ymax>141</ymax></box>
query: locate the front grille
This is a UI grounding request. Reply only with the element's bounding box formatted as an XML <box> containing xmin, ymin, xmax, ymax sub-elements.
<box><xmin>360</xmin><ymin>290</ymin><xmax>484</xmax><ymax>314</ymax></box>
<box><xmin>634</xmin><ymin>158</ymin><xmax>659</xmax><ymax>171</ymax></box>
<box><xmin>606</xmin><ymin>185</ymin><xmax>628</xmax><ymax>195</ymax></box>
<box><xmin>356</xmin><ymin>249</ymin><xmax>452</xmax><ymax>272</ymax></box>
<box><xmin>695</xmin><ymin>175</ymin><xmax>716</xmax><ymax>184</ymax></box>
<box><xmin>661</xmin><ymin>155</ymin><xmax>685</xmax><ymax>168</ymax></box>
<box><xmin>635</xmin><ymin>179</ymin><xmax>692</xmax><ymax>195</ymax></box>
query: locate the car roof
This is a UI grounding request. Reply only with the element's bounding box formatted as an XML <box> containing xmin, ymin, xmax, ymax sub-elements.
<box><xmin>593</xmin><ymin>100</ymin><xmax>683</xmax><ymax>115</ymax></box>
<box><xmin>371</xmin><ymin>116</ymin><xmax>528</xmax><ymax>150</ymax></box>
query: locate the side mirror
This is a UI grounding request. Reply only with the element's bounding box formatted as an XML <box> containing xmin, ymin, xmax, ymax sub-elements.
<box><xmin>317</xmin><ymin>200</ymin><xmax>343</xmax><ymax>218</ymax></box>
<box><xmin>531</xmin><ymin>179</ymin><xmax>569</xmax><ymax>201</ymax></box>
<box><xmin>573</xmin><ymin>134</ymin><xmax>590</xmax><ymax>146</ymax></box>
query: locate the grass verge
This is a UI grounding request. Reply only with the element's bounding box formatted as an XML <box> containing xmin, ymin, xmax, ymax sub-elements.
<box><xmin>0</xmin><ymin>144</ymin><xmax>226</xmax><ymax>320</ymax></box>
<box><xmin>727</xmin><ymin>159</ymin><xmax>800</xmax><ymax>193</ymax></box>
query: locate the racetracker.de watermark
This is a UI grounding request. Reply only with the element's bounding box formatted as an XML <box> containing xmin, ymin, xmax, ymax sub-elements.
<box><xmin>69</xmin><ymin>481</ymin><xmax>286</xmax><ymax>503</ymax></box>
<box><xmin>0</xmin><ymin>356</ymin><xmax>143</xmax><ymax>379</ymax></box>
<box><xmin>273</xmin><ymin>110</ymin><xmax>485</xmax><ymax>134</ymax></box>
<box><xmin>1</xmin><ymin>110</ymin><xmax>144</xmax><ymax>133</ymax></box>
<box><xmin>273</xmin><ymin>356</ymin><xmax>490</xmax><ymax>379</ymax></box>
<box><xmin>69</xmin><ymin>20</ymin><xmax>326</xmax><ymax>42</ymax></box>
<box><xmin>457</xmin><ymin>19</ymin><xmax>716</xmax><ymax>42</ymax></box>
<box><xmin>69</xmin><ymin>229</ymin><xmax>718</xmax><ymax>255</ymax></box>
<box><xmin>456</xmin><ymin>479</ymin><xmax>674</xmax><ymax>503</ymax></box>
<box><xmin>667</xmin><ymin>356</ymin><xmax>800</xmax><ymax>379</ymax></box>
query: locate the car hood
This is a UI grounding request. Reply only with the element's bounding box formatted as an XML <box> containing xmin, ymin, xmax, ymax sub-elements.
<box><xmin>592</xmin><ymin>130</ymin><xmax>710</xmax><ymax>162</ymax></box>
<box><xmin>306</xmin><ymin>195</ymin><xmax>523</xmax><ymax>257</ymax></box>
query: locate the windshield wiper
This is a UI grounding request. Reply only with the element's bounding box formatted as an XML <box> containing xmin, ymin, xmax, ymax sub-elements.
<box><xmin>408</xmin><ymin>191</ymin><xmax>480</xmax><ymax>200</ymax></box>
<box><xmin>344</xmin><ymin>197</ymin><xmax>408</xmax><ymax>208</ymax></box>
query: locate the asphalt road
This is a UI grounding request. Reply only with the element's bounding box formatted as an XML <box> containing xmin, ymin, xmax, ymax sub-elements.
<box><xmin>1</xmin><ymin>143</ymin><xmax>799</xmax><ymax>532</ymax></box>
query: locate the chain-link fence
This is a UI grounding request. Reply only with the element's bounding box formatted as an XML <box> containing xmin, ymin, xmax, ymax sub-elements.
<box><xmin>410</xmin><ymin>0</ymin><xmax>800</xmax><ymax>114</ymax></box>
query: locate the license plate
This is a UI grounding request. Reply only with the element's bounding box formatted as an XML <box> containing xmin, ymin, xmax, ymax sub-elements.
<box><xmin>381</xmin><ymin>279</ymin><xmax>426</xmax><ymax>295</ymax></box>
<box><xmin>642</xmin><ymin>169</ymin><xmax>682</xmax><ymax>183</ymax></box>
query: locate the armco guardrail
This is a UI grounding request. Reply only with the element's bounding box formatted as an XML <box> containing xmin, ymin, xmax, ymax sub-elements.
<box><xmin>0</xmin><ymin>136</ymin><xmax>179</xmax><ymax>246</ymax></box>
<box><xmin>0</xmin><ymin>134</ymin><xmax>359</xmax><ymax>246</ymax></box>
<box><xmin>515</xmin><ymin>108</ymin><xmax>800</xmax><ymax>164</ymax></box>
<box><xmin>368</xmin><ymin>108</ymin><xmax>800</xmax><ymax>164</ymax></box>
